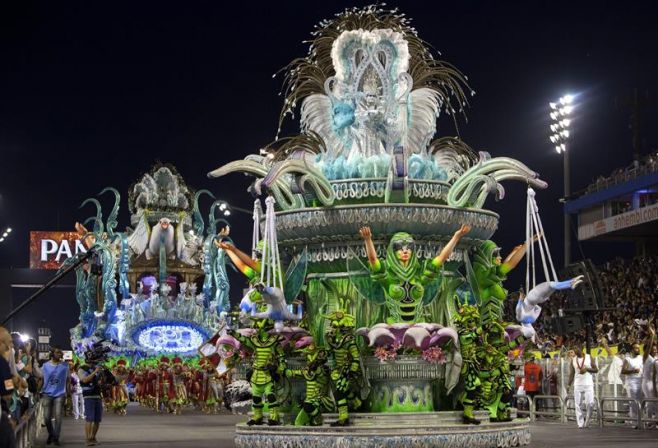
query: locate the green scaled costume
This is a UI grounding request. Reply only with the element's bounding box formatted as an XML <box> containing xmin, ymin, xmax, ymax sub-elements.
<box><xmin>368</xmin><ymin>232</ymin><xmax>442</xmax><ymax>323</ymax></box>
<box><xmin>325</xmin><ymin>310</ymin><xmax>363</xmax><ymax>426</ymax></box>
<box><xmin>229</xmin><ymin>319</ymin><xmax>284</xmax><ymax>426</ymax></box>
<box><xmin>471</xmin><ymin>241</ymin><xmax>512</xmax><ymax>328</ymax></box>
<box><xmin>285</xmin><ymin>344</ymin><xmax>332</xmax><ymax>426</ymax></box>
<box><xmin>482</xmin><ymin>325</ymin><xmax>526</xmax><ymax>422</ymax></box>
<box><xmin>454</xmin><ymin>304</ymin><xmax>483</xmax><ymax>425</ymax></box>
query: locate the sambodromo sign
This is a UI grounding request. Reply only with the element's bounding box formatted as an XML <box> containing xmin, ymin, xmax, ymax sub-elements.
<box><xmin>578</xmin><ymin>201</ymin><xmax>658</xmax><ymax>240</ymax></box>
<box><xmin>29</xmin><ymin>231</ymin><xmax>87</xmax><ymax>269</ymax></box>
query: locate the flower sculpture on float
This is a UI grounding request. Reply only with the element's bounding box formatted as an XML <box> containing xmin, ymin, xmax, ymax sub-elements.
<box><xmin>357</xmin><ymin>322</ymin><xmax>458</xmax><ymax>363</ymax></box>
<box><xmin>421</xmin><ymin>346</ymin><xmax>447</xmax><ymax>364</ymax></box>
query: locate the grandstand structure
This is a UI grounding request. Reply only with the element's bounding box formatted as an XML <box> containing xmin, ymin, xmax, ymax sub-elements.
<box><xmin>566</xmin><ymin>150</ymin><xmax>658</xmax><ymax>254</ymax></box>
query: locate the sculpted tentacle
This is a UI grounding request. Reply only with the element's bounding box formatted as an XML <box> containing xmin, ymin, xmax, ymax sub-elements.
<box><xmin>99</xmin><ymin>187</ymin><xmax>121</xmax><ymax>237</ymax></box>
<box><xmin>80</xmin><ymin>198</ymin><xmax>104</xmax><ymax>234</ymax></box>
<box><xmin>193</xmin><ymin>189</ymin><xmax>215</xmax><ymax>236</ymax></box>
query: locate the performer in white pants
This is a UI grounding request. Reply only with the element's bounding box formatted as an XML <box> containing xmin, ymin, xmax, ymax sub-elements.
<box><xmin>641</xmin><ymin>326</ymin><xmax>656</xmax><ymax>427</ymax></box>
<box><xmin>569</xmin><ymin>344</ymin><xmax>598</xmax><ymax>429</ymax></box>
<box><xmin>622</xmin><ymin>343</ymin><xmax>644</xmax><ymax>428</ymax></box>
<box><xmin>70</xmin><ymin>367</ymin><xmax>85</xmax><ymax>420</ymax></box>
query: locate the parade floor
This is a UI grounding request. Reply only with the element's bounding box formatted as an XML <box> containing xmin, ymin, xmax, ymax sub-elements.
<box><xmin>33</xmin><ymin>404</ymin><xmax>658</xmax><ymax>447</ymax></box>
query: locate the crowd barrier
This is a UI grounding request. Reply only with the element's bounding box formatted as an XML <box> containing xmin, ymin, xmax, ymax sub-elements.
<box><xmin>515</xmin><ymin>394</ymin><xmax>657</xmax><ymax>429</ymax></box>
<box><xmin>13</xmin><ymin>400</ymin><xmax>41</xmax><ymax>448</ymax></box>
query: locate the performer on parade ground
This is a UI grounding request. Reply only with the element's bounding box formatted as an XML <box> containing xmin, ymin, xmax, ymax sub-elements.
<box><xmin>69</xmin><ymin>363</ymin><xmax>85</xmax><ymax>420</ymax></box>
<box><xmin>568</xmin><ymin>343</ymin><xmax>598</xmax><ymax>429</ymax></box>
<box><xmin>641</xmin><ymin>325</ymin><xmax>657</xmax><ymax>427</ymax></box>
<box><xmin>171</xmin><ymin>357</ymin><xmax>189</xmax><ymax>415</ymax></box>
<box><xmin>622</xmin><ymin>343</ymin><xmax>644</xmax><ymax>427</ymax></box>
<box><xmin>41</xmin><ymin>346</ymin><xmax>70</xmax><ymax>446</ymax></box>
<box><xmin>111</xmin><ymin>360</ymin><xmax>129</xmax><ymax>415</ymax></box>
<box><xmin>157</xmin><ymin>357</ymin><xmax>175</xmax><ymax>413</ymax></box>
<box><xmin>78</xmin><ymin>360</ymin><xmax>104</xmax><ymax>446</ymax></box>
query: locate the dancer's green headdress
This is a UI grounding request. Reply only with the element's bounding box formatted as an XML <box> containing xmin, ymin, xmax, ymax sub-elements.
<box><xmin>385</xmin><ymin>232</ymin><xmax>419</xmax><ymax>282</ymax></box>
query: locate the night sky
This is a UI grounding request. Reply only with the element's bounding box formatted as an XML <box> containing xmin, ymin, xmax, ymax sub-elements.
<box><xmin>1</xmin><ymin>1</ymin><xmax>658</xmax><ymax>340</ymax></box>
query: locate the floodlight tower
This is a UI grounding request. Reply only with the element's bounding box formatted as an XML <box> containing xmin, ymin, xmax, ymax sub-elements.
<box><xmin>549</xmin><ymin>95</ymin><xmax>573</xmax><ymax>266</ymax></box>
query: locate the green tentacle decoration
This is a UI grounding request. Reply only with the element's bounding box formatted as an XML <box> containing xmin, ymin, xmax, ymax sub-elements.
<box><xmin>80</xmin><ymin>198</ymin><xmax>104</xmax><ymax>234</ymax></box>
<box><xmin>98</xmin><ymin>187</ymin><xmax>121</xmax><ymax>238</ymax></box>
<box><xmin>262</xmin><ymin>159</ymin><xmax>335</xmax><ymax>207</ymax></box>
<box><xmin>207</xmin><ymin>158</ymin><xmax>303</xmax><ymax>210</ymax></box>
<box><xmin>447</xmin><ymin>154</ymin><xmax>547</xmax><ymax>208</ymax></box>
<box><xmin>192</xmin><ymin>189</ymin><xmax>215</xmax><ymax>236</ymax></box>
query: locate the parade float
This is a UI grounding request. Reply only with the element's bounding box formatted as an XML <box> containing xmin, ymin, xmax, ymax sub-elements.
<box><xmin>61</xmin><ymin>4</ymin><xmax>581</xmax><ymax>445</ymax></box>
<box><xmin>199</xmin><ymin>5</ymin><xmax>576</xmax><ymax>447</ymax></box>
<box><xmin>67</xmin><ymin>164</ymin><xmax>232</xmax><ymax>362</ymax></box>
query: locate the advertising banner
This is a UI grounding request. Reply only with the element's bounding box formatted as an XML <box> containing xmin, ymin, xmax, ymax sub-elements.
<box><xmin>578</xmin><ymin>202</ymin><xmax>658</xmax><ymax>240</ymax></box>
<box><xmin>29</xmin><ymin>231</ymin><xmax>87</xmax><ymax>269</ymax></box>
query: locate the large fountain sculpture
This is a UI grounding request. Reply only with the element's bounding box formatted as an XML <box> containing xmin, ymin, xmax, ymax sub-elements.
<box><xmin>208</xmin><ymin>5</ymin><xmax>544</xmax><ymax>448</ymax></box>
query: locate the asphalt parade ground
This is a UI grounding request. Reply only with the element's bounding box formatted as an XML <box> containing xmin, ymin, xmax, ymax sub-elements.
<box><xmin>32</xmin><ymin>403</ymin><xmax>658</xmax><ymax>447</ymax></box>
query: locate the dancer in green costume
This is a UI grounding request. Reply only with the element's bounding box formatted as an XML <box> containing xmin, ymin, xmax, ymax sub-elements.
<box><xmin>324</xmin><ymin>310</ymin><xmax>364</xmax><ymax>426</ymax></box>
<box><xmin>471</xmin><ymin>238</ymin><xmax>533</xmax><ymax>328</ymax></box>
<box><xmin>454</xmin><ymin>304</ymin><xmax>483</xmax><ymax>424</ymax></box>
<box><xmin>359</xmin><ymin>224</ymin><xmax>471</xmax><ymax>323</ymax></box>
<box><xmin>285</xmin><ymin>341</ymin><xmax>331</xmax><ymax>426</ymax></box>
<box><xmin>228</xmin><ymin>318</ymin><xmax>284</xmax><ymax>426</ymax></box>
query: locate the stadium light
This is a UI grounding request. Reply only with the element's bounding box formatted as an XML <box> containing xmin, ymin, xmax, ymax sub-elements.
<box><xmin>549</xmin><ymin>94</ymin><xmax>575</xmax><ymax>267</ymax></box>
<box><xmin>0</xmin><ymin>226</ymin><xmax>12</xmax><ymax>243</ymax></box>
<box><xmin>549</xmin><ymin>95</ymin><xmax>572</xmax><ymax>154</ymax></box>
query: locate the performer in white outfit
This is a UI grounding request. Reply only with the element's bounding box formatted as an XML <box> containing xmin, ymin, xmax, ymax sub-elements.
<box><xmin>641</xmin><ymin>326</ymin><xmax>656</xmax><ymax>427</ymax></box>
<box><xmin>569</xmin><ymin>344</ymin><xmax>598</xmax><ymax>429</ymax></box>
<box><xmin>622</xmin><ymin>343</ymin><xmax>644</xmax><ymax>428</ymax></box>
<box><xmin>70</xmin><ymin>366</ymin><xmax>85</xmax><ymax>420</ymax></box>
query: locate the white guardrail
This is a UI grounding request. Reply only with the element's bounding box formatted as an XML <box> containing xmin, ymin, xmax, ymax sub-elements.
<box><xmin>515</xmin><ymin>394</ymin><xmax>658</xmax><ymax>429</ymax></box>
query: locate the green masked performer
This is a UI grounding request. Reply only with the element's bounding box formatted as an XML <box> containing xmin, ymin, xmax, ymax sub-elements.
<box><xmin>228</xmin><ymin>318</ymin><xmax>285</xmax><ymax>426</ymax></box>
<box><xmin>325</xmin><ymin>310</ymin><xmax>364</xmax><ymax>426</ymax></box>
<box><xmin>479</xmin><ymin>325</ymin><xmax>527</xmax><ymax>422</ymax></box>
<box><xmin>285</xmin><ymin>338</ymin><xmax>332</xmax><ymax>426</ymax></box>
<box><xmin>215</xmin><ymin>226</ymin><xmax>262</xmax><ymax>286</ymax></box>
<box><xmin>454</xmin><ymin>304</ymin><xmax>483</xmax><ymax>425</ymax></box>
<box><xmin>359</xmin><ymin>224</ymin><xmax>471</xmax><ymax>323</ymax></box>
<box><xmin>216</xmin><ymin>226</ymin><xmax>306</xmax><ymax>319</ymax></box>
<box><xmin>470</xmin><ymin>238</ymin><xmax>534</xmax><ymax>329</ymax></box>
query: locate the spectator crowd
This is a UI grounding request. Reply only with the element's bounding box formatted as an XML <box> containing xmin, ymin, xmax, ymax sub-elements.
<box><xmin>512</xmin><ymin>255</ymin><xmax>658</xmax><ymax>351</ymax></box>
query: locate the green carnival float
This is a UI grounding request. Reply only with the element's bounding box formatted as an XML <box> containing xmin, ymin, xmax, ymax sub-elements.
<box><xmin>204</xmin><ymin>5</ymin><xmax>580</xmax><ymax>447</ymax></box>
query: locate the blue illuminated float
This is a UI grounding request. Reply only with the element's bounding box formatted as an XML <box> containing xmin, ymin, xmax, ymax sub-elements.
<box><xmin>67</xmin><ymin>164</ymin><xmax>230</xmax><ymax>359</ymax></box>
<box><xmin>131</xmin><ymin>319</ymin><xmax>209</xmax><ymax>356</ymax></box>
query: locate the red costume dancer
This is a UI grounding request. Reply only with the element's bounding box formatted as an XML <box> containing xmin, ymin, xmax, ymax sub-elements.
<box><xmin>171</xmin><ymin>357</ymin><xmax>188</xmax><ymax>415</ymax></box>
<box><xmin>200</xmin><ymin>359</ymin><xmax>224</xmax><ymax>414</ymax></box>
<box><xmin>186</xmin><ymin>366</ymin><xmax>200</xmax><ymax>408</ymax></box>
<box><xmin>111</xmin><ymin>360</ymin><xmax>130</xmax><ymax>415</ymax></box>
<box><xmin>158</xmin><ymin>357</ymin><xmax>175</xmax><ymax>413</ymax></box>
<box><xmin>146</xmin><ymin>367</ymin><xmax>158</xmax><ymax>409</ymax></box>
<box><xmin>133</xmin><ymin>367</ymin><xmax>146</xmax><ymax>405</ymax></box>
<box><xmin>191</xmin><ymin>361</ymin><xmax>206</xmax><ymax>408</ymax></box>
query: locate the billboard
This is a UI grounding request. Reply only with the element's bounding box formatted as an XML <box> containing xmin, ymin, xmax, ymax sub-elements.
<box><xmin>578</xmin><ymin>202</ymin><xmax>658</xmax><ymax>240</ymax></box>
<box><xmin>29</xmin><ymin>231</ymin><xmax>87</xmax><ymax>269</ymax></box>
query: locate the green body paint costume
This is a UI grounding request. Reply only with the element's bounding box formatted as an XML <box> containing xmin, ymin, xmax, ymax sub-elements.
<box><xmin>472</xmin><ymin>240</ymin><xmax>512</xmax><ymax>328</ymax></box>
<box><xmin>325</xmin><ymin>311</ymin><xmax>363</xmax><ymax>426</ymax></box>
<box><xmin>482</xmin><ymin>326</ymin><xmax>526</xmax><ymax>421</ymax></box>
<box><xmin>285</xmin><ymin>347</ymin><xmax>331</xmax><ymax>426</ymax></box>
<box><xmin>369</xmin><ymin>232</ymin><xmax>442</xmax><ymax>323</ymax></box>
<box><xmin>454</xmin><ymin>305</ymin><xmax>483</xmax><ymax>424</ymax></box>
<box><xmin>230</xmin><ymin>321</ymin><xmax>284</xmax><ymax>425</ymax></box>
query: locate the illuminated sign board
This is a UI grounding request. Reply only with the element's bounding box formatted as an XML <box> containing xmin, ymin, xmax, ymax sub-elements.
<box><xmin>29</xmin><ymin>231</ymin><xmax>87</xmax><ymax>269</ymax></box>
<box><xmin>578</xmin><ymin>202</ymin><xmax>658</xmax><ymax>241</ymax></box>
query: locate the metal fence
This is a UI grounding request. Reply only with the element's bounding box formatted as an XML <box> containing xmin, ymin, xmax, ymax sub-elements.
<box><xmin>13</xmin><ymin>400</ymin><xmax>42</xmax><ymax>448</ymax></box>
<box><xmin>513</xmin><ymin>356</ymin><xmax>657</xmax><ymax>429</ymax></box>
